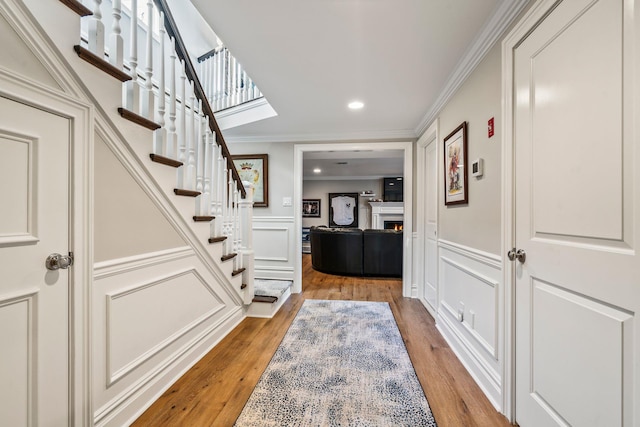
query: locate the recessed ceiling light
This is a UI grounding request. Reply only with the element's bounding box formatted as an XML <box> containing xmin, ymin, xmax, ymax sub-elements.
<box><xmin>348</xmin><ymin>101</ymin><xmax>364</xmax><ymax>110</ymax></box>
<box><xmin>313</xmin><ymin>168</ymin><xmax>321</xmax><ymax>174</ymax></box>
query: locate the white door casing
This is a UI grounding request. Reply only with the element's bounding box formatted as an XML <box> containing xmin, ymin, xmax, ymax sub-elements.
<box><xmin>505</xmin><ymin>0</ymin><xmax>640</xmax><ymax>425</ymax></box>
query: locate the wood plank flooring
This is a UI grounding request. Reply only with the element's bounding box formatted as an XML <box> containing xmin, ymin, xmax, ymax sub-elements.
<box><xmin>132</xmin><ymin>255</ymin><xmax>512</xmax><ymax>426</ymax></box>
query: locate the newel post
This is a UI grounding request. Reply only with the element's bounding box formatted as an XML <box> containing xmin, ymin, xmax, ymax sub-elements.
<box><xmin>239</xmin><ymin>181</ymin><xmax>255</xmax><ymax>305</ymax></box>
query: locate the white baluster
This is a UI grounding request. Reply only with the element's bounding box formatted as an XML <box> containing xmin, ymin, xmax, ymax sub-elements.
<box><xmin>154</xmin><ymin>12</ymin><xmax>167</xmax><ymax>155</ymax></box>
<box><xmin>177</xmin><ymin>59</ymin><xmax>188</xmax><ymax>190</ymax></box>
<box><xmin>88</xmin><ymin>0</ymin><xmax>105</xmax><ymax>58</ymax></box>
<box><xmin>141</xmin><ymin>0</ymin><xmax>155</xmax><ymax>119</ymax></box>
<box><xmin>227</xmin><ymin>169</ymin><xmax>234</xmax><ymax>256</ymax></box>
<box><xmin>211</xmin><ymin>144</ymin><xmax>220</xmax><ymax>220</ymax></box>
<box><xmin>186</xmin><ymin>81</ymin><xmax>197</xmax><ymax>189</ymax></box>
<box><xmin>214</xmin><ymin>49</ymin><xmax>225</xmax><ymax>111</ymax></box>
<box><xmin>123</xmin><ymin>0</ymin><xmax>139</xmax><ymax>113</ymax></box>
<box><xmin>241</xmin><ymin>69</ymin><xmax>248</xmax><ymax>103</ymax></box>
<box><xmin>195</xmin><ymin>100</ymin><xmax>204</xmax><ymax>203</ymax></box>
<box><xmin>108</xmin><ymin>0</ymin><xmax>123</xmax><ymax>68</ymax></box>
<box><xmin>239</xmin><ymin>182</ymin><xmax>255</xmax><ymax>304</ymax></box>
<box><xmin>166</xmin><ymin>37</ymin><xmax>177</xmax><ymax>159</ymax></box>
<box><xmin>233</xmin><ymin>183</ymin><xmax>241</xmax><ymax>270</ymax></box>
<box><xmin>202</xmin><ymin>119</ymin><xmax>213</xmax><ymax>217</ymax></box>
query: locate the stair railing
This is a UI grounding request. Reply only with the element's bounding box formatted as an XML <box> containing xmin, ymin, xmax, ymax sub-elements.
<box><xmin>198</xmin><ymin>47</ymin><xmax>264</xmax><ymax>112</ymax></box>
<box><xmin>78</xmin><ymin>0</ymin><xmax>254</xmax><ymax>299</ymax></box>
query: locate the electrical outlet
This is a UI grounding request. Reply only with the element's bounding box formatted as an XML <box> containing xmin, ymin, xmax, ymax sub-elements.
<box><xmin>469</xmin><ymin>310</ymin><xmax>475</xmax><ymax>328</ymax></box>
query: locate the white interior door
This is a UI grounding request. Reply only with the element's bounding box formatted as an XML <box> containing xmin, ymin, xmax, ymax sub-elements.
<box><xmin>423</xmin><ymin>138</ymin><xmax>438</xmax><ymax>311</ymax></box>
<box><xmin>0</xmin><ymin>95</ymin><xmax>71</xmax><ymax>426</ymax></box>
<box><xmin>513</xmin><ymin>0</ymin><xmax>639</xmax><ymax>425</ymax></box>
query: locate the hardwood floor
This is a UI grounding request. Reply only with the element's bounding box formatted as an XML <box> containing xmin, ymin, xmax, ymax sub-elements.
<box><xmin>132</xmin><ymin>255</ymin><xmax>512</xmax><ymax>426</ymax></box>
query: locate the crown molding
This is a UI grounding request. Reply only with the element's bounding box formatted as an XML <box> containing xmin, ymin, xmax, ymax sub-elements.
<box><xmin>414</xmin><ymin>0</ymin><xmax>530</xmax><ymax>137</ymax></box>
<box><xmin>224</xmin><ymin>128</ymin><xmax>417</xmax><ymax>144</ymax></box>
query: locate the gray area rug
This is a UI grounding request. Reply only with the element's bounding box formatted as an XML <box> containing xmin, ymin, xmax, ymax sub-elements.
<box><xmin>235</xmin><ymin>299</ymin><xmax>437</xmax><ymax>426</ymax></box>
<box><xmin>254</xmin><ymin>279</ymin><xmax>292</xmax><ymax>298</ymax></box>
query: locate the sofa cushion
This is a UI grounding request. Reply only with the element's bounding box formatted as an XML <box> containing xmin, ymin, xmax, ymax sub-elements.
<box><xmin>363</xmin><ymin>229</ymin><xmax>403</xmax><ymax>277</ymax></box>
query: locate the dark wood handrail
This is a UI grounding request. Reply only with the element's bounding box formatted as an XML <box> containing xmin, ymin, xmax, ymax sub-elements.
<box><xmin>153</xmin><ymin>0</ymin><xmax>246</xmax><ymax>198</ymax></box>
<box><xmin>197</xmin><ymin>46</ymin><xmax>225</xmax><ymax>63</ymax></box>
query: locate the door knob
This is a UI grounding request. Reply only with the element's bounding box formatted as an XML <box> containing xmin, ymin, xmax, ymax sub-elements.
<box><xmin>507</xmin><ymin>248</ymin><xmax>526</xmax><ymax>263</ymax></box>
<box><xmin>46</xmin><ymin>253</ymin><xmax>74</xmax><ymax>270</ymax></box>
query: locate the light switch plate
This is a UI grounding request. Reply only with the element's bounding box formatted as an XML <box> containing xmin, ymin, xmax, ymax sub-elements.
<box><xmin>283</xmin><ymin>197</ymin><xmax>292</xmax><ymax>207</ymax></box>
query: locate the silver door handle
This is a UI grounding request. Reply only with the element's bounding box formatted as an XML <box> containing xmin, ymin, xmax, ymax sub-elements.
<box><xmin>46</xmin><ymin>253</ymin><xmax>74</xmax><ymax>270</ymax></box>
<box><xmin>507</xmin><ymin>248</ymin><xmax>526</xmax><ymax>263</ymax></box>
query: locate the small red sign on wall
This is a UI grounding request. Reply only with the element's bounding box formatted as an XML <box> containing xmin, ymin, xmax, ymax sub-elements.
<box><xmin>488</xmin><ymin>117</ymin><xmax>495</xmax><ymax>138</ymax></box>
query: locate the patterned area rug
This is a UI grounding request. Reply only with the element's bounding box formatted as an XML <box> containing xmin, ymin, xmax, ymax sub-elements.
<box><xmin>253</xmin><ymin>279</ymin><xmax>292</xmax><ymax>298</ymax></box>
<box><xmin>235</xmin><ymin>300</ymin><xmax>437</xmax><ymax>426</ymax></box>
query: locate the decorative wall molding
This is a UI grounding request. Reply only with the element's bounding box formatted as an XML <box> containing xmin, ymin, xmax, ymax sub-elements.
<box><xmin>106</xmin><ymin>268</ymin><xmax>225</xmax><ymax>386</ymax></box>
<box><xmin>436</xmin><ymin>241</ymin><xmax>503</xmax><ymax>412</ymax></box>
<box><xmin>414</xmin><ymin>0</ymin><xmax>530</xmax><ymax>137</ymax></box>
<box><xmin>94</xmin><ymin>246</ymin><xmax>194</xmax><ymax>280</ymax></box>
<box><xmin>252</xmin><ymin>215</ymin><xmax>294</xmax><ymax>223</ymax></box>
<box><xmin>94</xmin><ymin>307</ymin><xmax>244</xmax><ymax>426</ymax></box>
<box><xmin>438</xmin><ymin>239</ymin><xmax>502</xmax><ymax>268</ymax></box>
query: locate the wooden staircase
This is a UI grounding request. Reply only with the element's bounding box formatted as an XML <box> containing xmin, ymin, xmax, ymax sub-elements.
<box><xmin>60</xmin><ymin>0</ymin><xmax>254</xmax><ymax>304</ymax></box>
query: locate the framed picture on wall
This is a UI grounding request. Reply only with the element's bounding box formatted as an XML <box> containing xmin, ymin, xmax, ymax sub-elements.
<box><xmin>302</xmin><ymin>199</ymin><xmax>321</xmax><ymax>217</ymax></box>
<box><xmin>232</xmin><ymin>154</ymin><xmax>269</xmax><ymax>207</ymax></box>
<box><xmin>328</xmin><ymin>193</ymin><xmax>358</xmax><ymax>227</ymax></box>
<box><xmin>444</xmin><ymin>122</ymin><xmax>468</xmax><ymax>205</ymax></box>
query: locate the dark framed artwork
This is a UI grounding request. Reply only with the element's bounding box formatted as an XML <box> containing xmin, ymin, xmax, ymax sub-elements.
<box><xmin>328</xmin><ymin>192</ymin><xmax>358</xmax><ymax>227</ymax></box>
<box><xmin>232</xmin><ymin>154</ymin><xmax>269</xmax><ymax>207</ymax></box>
<box><xmin>444</xmin><ymin>122</ymin><xmax>468</xmax><ymax>205</ymax></box>
<box><xmin>302</xmin><ymin>199</ymin><xmax>321</xmax><ymax>218</ymax></box>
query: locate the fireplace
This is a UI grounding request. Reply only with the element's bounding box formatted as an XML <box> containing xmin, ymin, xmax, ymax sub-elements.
<box><xmin>369</xmin><ymin>201</ymin><xmax>404</xmax><ymax>230</ymax></box>
<box><xmin>384</xmin><ymin>221</ymin><xmax>403</xmax><ymax>231</ymax></box>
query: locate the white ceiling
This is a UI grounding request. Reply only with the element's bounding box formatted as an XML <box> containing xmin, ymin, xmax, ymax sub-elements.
<box><xmin>190</xmin><ymin>0</ymin><xmax>528</xmax><ymax>144</ymax></box>
<box><xmin>303</xmin><ymin>149</ymin><xmax>404</xmax><ymax>180</ymax></box>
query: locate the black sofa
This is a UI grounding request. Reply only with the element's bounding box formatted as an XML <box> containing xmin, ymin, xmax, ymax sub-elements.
<box><xmin>310</xmin><ymin>227</ymin><xmax>403</xmax><ymax>277</ymax></box>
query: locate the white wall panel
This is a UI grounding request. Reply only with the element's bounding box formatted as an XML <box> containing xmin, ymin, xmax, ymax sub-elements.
<box><xmin>106</xmin><ymin>268</ymin><xmax>225</xmax><ymax>384</ymax></box>
<box><xmin>92</xmin><ymin>249</ymin><xmax>243</xmax><ymax>426</ymax></box>
<box><xmin>253</xmin><ymin>216</ymin><xmax>294</xmax><ymax>280</ymax></box>
<box><xmin>436</xmin><ymin>240</ymin><xmax>503</xmax><ymax>410</ymax></box>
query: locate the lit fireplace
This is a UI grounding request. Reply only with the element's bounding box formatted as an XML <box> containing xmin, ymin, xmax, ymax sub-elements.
<box><xmin>384</xmin><ymin>221</ymin><xmax>403</xmax><ymax>231</ymax></box>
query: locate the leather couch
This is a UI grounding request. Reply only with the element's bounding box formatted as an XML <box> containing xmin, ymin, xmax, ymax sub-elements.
<box><xmin>310</xmin><ymin>226</ymin><xmax>402</xmax><ymax>277</ymax></box>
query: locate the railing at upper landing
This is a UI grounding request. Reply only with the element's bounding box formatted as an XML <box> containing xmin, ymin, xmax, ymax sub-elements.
<box><xmin>197</xmin><ymin>47</ymin><xmax>264</xmax><ymax>113</ymax></box>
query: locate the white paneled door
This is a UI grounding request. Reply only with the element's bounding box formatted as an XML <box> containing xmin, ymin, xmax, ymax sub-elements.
<box><xmin>423</xmin><ymin>137</ymin><xmax>438</xmax><ymax>311</ymax></box>
<box><xmin>513</xmin><ymin>0</ymin><xmax>639</xmax><ymax>425</ymax></box>
<box><xmin>0</xmin><ymin>96</ymin><xmax>71</xmax><ymax>426</ymax></box>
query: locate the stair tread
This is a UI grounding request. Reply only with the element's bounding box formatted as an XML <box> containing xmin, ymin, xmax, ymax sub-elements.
<box><xmin>174</xmin><ymin>188</ymin><xmax>201</xmax><ymax>197</ymax></box>
<box><xmin>252</xmin><ymin>295</ymin><xmax>278</xmax><ymax>304</ymax></box>
<box><xmin>232</xmin><ymin>267</ymin><xmax>246</xmax><ymax>277</ymax></box>
<box><xmin>193</xmin><ymin>216</ymin><xmax>215</xmax><ymax>222</ymax></box>
<box><xmin>221</xmin><ymin>253</ymin><xmax>237</xmax><ymax>262</ymax></box>
<box><xmin>73</xmin><ymin>46</ymin><xmax>131</xmax><ymax>82</ymax></box>
<box><xmin>208</xmin><ymin>236</ymin><xmax>227</xmax><ymax>244</ymax></box>
<box><xmin>150</xmin><ymin>153</ymin><xmax>182</xmax><ymax>168</ymax></box>
<box><xmin>118</xmin><ymin>108</ymin><xmax>161</xmax><ymax>131</ymax></box>
<box><xmin>60</xmin><ymin>0</ymin><xmax>92</xmax><ymax>16</ymax></box>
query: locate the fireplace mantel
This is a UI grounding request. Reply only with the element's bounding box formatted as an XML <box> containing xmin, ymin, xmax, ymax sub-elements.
<box><xmin>369</xmin><ymin>202</ymin><xmax>404</xmax><ymax>229</ymax></box>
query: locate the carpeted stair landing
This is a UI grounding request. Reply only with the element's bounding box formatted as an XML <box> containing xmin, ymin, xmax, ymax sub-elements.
<box><xmin>247</xmin><ymin>279</ymin><xmax>293</xmax><ymax>318</ymax></box>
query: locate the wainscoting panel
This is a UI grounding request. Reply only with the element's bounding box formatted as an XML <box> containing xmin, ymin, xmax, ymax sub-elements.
<box><xmin>253</xmin><ymin>216</ymin><xmax>295</xmax><ymax>280</ymax></box>
<box><xmin>92</xmin><ymin>248</ymin><xmax>244</xmax><ymax>426</ymax></box>
<box><xmin>436</xmin><ymin>240</ymin><xmax>503</xmax><ymax>410</ymax></box>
